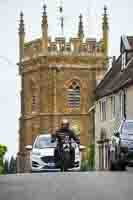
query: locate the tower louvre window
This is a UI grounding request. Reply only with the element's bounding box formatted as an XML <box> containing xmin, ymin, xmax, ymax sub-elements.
<box><xmin>67</xmin><ymin>81</ymin><xmax>80</xmax><ymax>108</ymax></box>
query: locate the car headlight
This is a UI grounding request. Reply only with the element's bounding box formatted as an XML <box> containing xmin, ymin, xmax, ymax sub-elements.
<box><xmin>120</xmin><ymin>140</ymin><xmax>128</xmax><ymax>153</ymax></box>
<box><xmin>32</xmin><ymin>151</ymin><xmax>41</xmax><ymax>156</ymax></box>
<box><xmin>121</xmin><ymin>140</ymin><xmax>128</xmax><ymax>146</ymax></box>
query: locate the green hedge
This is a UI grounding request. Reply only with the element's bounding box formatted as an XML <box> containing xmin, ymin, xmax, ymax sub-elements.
<box><xmin>80</xmin><ymin>144</ymin><xmax>95</xmax><ymax>171</ymax></box>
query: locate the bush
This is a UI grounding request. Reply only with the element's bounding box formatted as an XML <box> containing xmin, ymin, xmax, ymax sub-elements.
<box><xmin>8</xmin><ymin>156</ymin><xmax>17</xmax><ymax>174</ymax></box>
<box><xmin>80</xmin><ymin>144</ymin><xmax>95</xmax><ymax>171</ymax></box>
<box><xmin>80</xmin><ymin>159</ymin><xmax>89</xmax><ymax>171</ymax></box>
<box><xmin>4</xmin><ymin>159</ymin><xmax>9</xmax><ymax>174</ymax></box>
<box><xmin>0</xmin><ymin>144</ymin><xmax>7</xmax><ymax>174</ymax></box>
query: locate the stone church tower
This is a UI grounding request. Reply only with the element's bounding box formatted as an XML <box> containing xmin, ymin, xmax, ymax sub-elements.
<box><xmin>17</xmin><ymin>4</ymin><xmax>108</xmax><ymax>163</ymax></box>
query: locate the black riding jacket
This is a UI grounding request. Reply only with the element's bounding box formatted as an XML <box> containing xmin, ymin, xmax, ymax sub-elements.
<box><xmin>51</xmin><ymin>128</ymin><xmax>80</xmax><ymax>146</ymax></box>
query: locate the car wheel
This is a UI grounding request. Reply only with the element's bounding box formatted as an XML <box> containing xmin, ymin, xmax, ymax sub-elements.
<box><xmin>109</xmin><ymin>160</ymin><xmax>116</xmax><ymax>171</ymax></box>
<box><xmin>109</xmin><ymin>151</ymin><xmax>116</xmax><ymax>171</ymax></box>
<box><xmin>119</xmin><ymin>163</ymin><xmax>126</xmax><ymax>171</ymax></box>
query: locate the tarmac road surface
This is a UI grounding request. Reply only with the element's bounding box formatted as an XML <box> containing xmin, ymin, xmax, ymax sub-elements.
<box><xmin>0</xmin><ymin>171</ymin><xmax>132</xmax><ymax>200</ymax></box>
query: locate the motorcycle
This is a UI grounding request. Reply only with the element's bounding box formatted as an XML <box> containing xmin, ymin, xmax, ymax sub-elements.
<box><xmin>58</xmin><ymin>135</ymin><xmax>74</xmax><ymax>172</ymax></box>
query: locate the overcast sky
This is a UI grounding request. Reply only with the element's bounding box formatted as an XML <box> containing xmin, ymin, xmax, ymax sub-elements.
<box><xmin>0</xmin><ymin>0</ymin><xmax>133</xmax><ymax>156</ymax></box>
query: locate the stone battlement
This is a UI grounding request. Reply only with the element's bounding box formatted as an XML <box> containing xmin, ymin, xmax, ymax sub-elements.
<box><xmin>23</xmin><ymin>37</ymin><xmax>103</xmax><ymax>59</ymax></box>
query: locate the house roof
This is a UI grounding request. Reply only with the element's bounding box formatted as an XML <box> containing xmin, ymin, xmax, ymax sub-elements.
<box><xmin>127</xmin><ymin>36</ymin><xmax>133</xmax><ymax>49</ymax></box>
<box><xmin>96</xmin><ymin>35</ymin><xmax>133</xmax><ymax>100</ymax></box>
<box><xmin>120</xmin><ymin>35</ymin><xmax>133</xmax><ymax>52</ymax></box>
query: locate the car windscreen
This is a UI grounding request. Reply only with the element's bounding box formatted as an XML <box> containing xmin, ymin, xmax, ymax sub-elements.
<box><xmin>122</xmin><ymin>122</ymin><xmax>133</xmax><ymax>135</ymax></box>
<box><xmin>34</xmin><ymin>136</ymin><xmax>57</xmax><ymax>149</ymax></box>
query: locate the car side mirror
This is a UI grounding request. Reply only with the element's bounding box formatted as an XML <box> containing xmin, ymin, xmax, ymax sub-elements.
<box><xmin>114</xmin><ymin>132</ymin><xmax>120</xmax><ymax>137</ymax></box>
<box><xmin>25</xmin><ymin>145</ymin><xmax>32</xmax><ymax>151</ymax></box>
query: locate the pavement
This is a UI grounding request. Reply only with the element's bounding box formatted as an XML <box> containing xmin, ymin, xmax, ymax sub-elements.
<box><xmin>0</xmin><ymin>169</ymin><xmax>133</xmax><ymax>200</ymax></box>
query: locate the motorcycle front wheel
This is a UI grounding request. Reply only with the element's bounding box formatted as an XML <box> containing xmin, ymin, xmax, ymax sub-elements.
<box><xmin>60</xmin><ymin>150</ymin><xmax>71</xmax><ymax>172</ymax></box>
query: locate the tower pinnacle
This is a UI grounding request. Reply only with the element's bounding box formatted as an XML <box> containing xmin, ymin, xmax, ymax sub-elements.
<box><xmin>18</xmin><ymin>11</ymin><xmax>25</xmax><ymax>64</ymax></box>
<box><xmin>58</xmin><ymin>0</ymin><xmax>64</xmax><ymax>37</ymax></box>
<box><xmin>102</xmin><ymin>6</ymin><xmax>108</xmax><ymax>31</ymax></box>
<box><xmin>78</xmin><ymin>14</ymin><xmax>84</xmax><ymax>41</ymax></box>
<box><xmin>41</xmin><ymin>4</ymin><xmax>48</xmax><ymax>52</ymax></box>
<box><xmin>102</xmin><ymin>5</ymin><xmax>109</xmax><ymax>58</ymax></box>
<box><xmin>19</xmin><ymin>11</ymin><xmax>25</xmax><ymax>34</ymax></box>
<box><xmin>42</xmin><ymin>4</ymin><xmax>47</xmax><ymax>27</ymax></box>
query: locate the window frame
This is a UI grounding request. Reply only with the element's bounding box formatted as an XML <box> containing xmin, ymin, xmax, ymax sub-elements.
<box><xmin>67</xmin><ymin>81</ymin><xmax>80</xmax><ymax>109</ymax></box>
<box><xmin>119</xmin><ymin>91</ymin><xmax>125</xmax><ymax>119</ymax></box>
<box><xmin>99</xmin><ymin>98</ymin><xmax>107</xmax><ymax>121</ymax></box>
<box><xmin>121</xmin><ymin>52</ymin><xmax>127</xmax><ymax>70</ymax></box>
<box><xmin>110</xmin><ymin>95</ymin><xmax>116</xmax><ymax>119</ymax></box>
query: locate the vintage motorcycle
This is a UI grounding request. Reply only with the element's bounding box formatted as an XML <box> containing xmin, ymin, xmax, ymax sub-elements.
<box><xmin>57</xmin><ymin>135</ymin><xmax>74</xmax><ymax>172</ymax></box>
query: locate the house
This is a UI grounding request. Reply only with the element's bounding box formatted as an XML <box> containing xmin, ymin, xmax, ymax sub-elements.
<box><xmin>94</xmin><ymin>35</ymin><xmax>133</xmax><ymax>170</ymax></box>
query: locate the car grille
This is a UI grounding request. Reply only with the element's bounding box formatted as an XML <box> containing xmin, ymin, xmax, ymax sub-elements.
<box><xmin>32</xmin><ymin>161</ymin><xmax>39</xmax><ymax>168</ymax></box>
<box><xmin>41</xmin><ymin>156</ymin><xmax>54</xmax><ymax>163</ymax></box>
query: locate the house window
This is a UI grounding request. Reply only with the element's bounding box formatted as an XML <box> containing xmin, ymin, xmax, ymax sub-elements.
<box><xmin>67</xmin><ymin>81</ymin><xmax>80</xmax><ymax>108</ymax></box>
<box><xmin>99</xmin><ymin>99</ymin><xmax>106</xmax><ymax>121</ymax></box>
<box><xmin>111</xmin><ymin>96</ymin><xmax>116</xmax><ymax>119</ymax></box>
<box><xmin>121</xmin><ymin>52</ymin><xmax>126</xmax><ymax>70</ymax></box>
<box><xmin>119</xmin><ymin>91</ymin><xmax>125</xmax><ymax>118</ymax></box>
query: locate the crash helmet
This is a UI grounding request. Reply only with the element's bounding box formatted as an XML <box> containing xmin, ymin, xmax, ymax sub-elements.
<box><xmin>61</xmin><ymin>119</ymin><xmax>70</xmax><ymax>128</ymax></box>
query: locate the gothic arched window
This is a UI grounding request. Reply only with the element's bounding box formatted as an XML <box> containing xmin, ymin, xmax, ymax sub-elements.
<box><xmin>67</xmin><ymin>81</ymin><xmax>80</xmax><ymax>108</ymax></box>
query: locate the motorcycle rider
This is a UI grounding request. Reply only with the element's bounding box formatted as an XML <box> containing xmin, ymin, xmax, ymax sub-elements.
<box><xmin>51</xmin><ymin>119</ymin><xmax>80</xmax><ymax>167</ymax></box>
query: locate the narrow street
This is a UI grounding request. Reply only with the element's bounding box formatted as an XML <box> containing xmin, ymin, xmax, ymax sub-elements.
<box><xmin>127</xmin><ymin>167</ymin><xmax>133</xmax><ymax>172</ymax></box>
<box><xmin>0</xmin><ymin>169</ymin><xmax>132</xmax><ymax>200</ymax></box>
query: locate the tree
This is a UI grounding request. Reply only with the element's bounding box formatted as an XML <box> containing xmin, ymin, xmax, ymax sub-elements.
<box><xmin>3</xmin><ymin>159</ymin><xmax>9</xmax><ymax>174</ymax></box>
<box><xmin>8</xmin><ymin>156</ymin><xmax>17</xmax><ymax>174</ymax></box>
<box><xmin>0</xmin><ymin>144</ymin><xmax>7</xmax><ymax>174</ymax></box>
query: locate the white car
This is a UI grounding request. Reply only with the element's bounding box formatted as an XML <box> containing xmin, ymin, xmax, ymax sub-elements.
<box><xmin>27</xmin><ymin>134</ymin><xmax>81</xmax><ymax>172</ymax></box>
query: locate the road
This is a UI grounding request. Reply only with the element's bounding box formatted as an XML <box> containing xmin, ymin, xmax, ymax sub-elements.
<box><xmin>0</xmin><ymin>170</ymin><xmax>133</xmax><ymax>200</ymax></box>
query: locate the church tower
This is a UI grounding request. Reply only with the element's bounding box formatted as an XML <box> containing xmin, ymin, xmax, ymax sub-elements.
<box><xmin>17</xmin><ymin>4</ymin><xmax>108</xmax><ymax>171</ymax></box>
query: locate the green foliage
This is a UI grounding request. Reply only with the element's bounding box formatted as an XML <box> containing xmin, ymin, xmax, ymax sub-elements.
<box><xmin>0</xmin><ymin>144</ymin><xmax>7</xmax><ymax>174</ymax></box>
<box><xmin>80</xmin><ymin>144</ymin><xmax>95</xmax><ymax>171</ymax></box>
<box><xmin>4</xmin><ymin>159</ymin><xmax>9</xmax><ymax>174</ymax></box>
<box><xmin>80</xmin><ymin>159</ymin><xmax>89</xmax><ymax>171</ymax></box>
<box><xmin>88</xmin><ymin>144</ymin><xmax>95</xmax><ymax>170</ymax></box>
<box><xmin>8</xmin><ymin>156</ymin><xmax>17</xmax><ymax>174</ymax></box>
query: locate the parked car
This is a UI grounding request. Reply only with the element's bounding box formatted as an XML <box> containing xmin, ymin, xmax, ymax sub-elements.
<box><xmin>109</xmin><ymin>120</ymin><xmax>133</xmax><ymax>170</ymax></box>
<box><xmin>26</xmin><ymin>134</ymin><xmax>81</xmax><ymax>172</ymax></box>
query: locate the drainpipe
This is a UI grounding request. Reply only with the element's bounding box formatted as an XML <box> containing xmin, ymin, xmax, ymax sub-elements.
<box><xmin>123</xmin><ymin>89</ymin><xmax>127</xmax><ymax>120</ymax></box>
